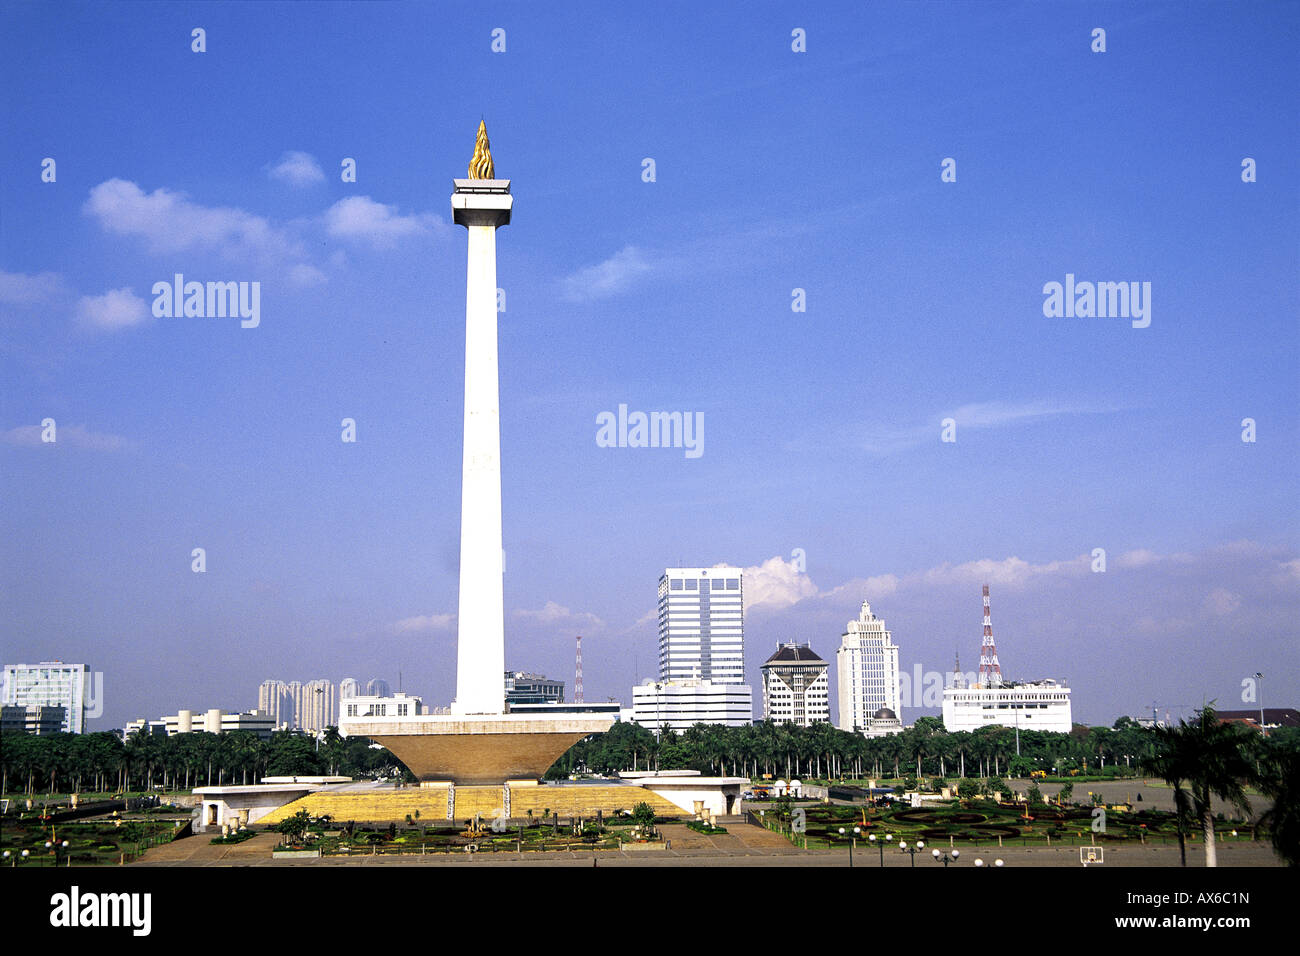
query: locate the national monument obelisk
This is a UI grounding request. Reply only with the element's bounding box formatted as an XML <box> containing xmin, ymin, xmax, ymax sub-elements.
<box><xmin>338</xmin><ymin>123</ymin><xmax>613</xmax><ymax>785</ymax></box>
<box><xmin>451</xmin><ymin>121</ymin><xmax>510</xmax><ymax>716</ymax></box>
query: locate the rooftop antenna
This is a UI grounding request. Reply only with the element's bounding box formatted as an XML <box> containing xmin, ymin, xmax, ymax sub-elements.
<box><xmin>978</xmin><ymin>584</ymin><xmax>1003</xmax><ymax>688</ymax></box>
<box><xmin>575</xmin><ymin>635</ymin><xmax>584</xmax><ymax>704</ymax></box>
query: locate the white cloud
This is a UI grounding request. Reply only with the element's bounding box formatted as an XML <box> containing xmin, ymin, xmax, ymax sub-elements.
<box><xmin>1116</xmin><ymin>548</ymin><xmax>1161</xmax><ymax>569</ymax></box>
<box><xmin>394</xmin><ymin>613</ymin><xmax>456</xmax><ymax>633</ymax></box>
<box><xmin>735</xmin><ymin>556</ymin><xmax>819</xmax><ymax>613</ymax></box>
<box><xmin>512</xmin><ymin>601</ymin><xmax>604</xmax><ymax>628</ymax></box>
<box><xmin>84</xmin><ymin>178</ymin><xmax>304</xmax><ymax>261</ymax></box>
<box><xmin>0</xmin><ymin>270</ymin><xmax>63</xmax><ymax>305</ymax></box>
<box><xmin>560</xmin><ymin>245</ymin><xmax>655</xmax><ymax>302</ymax></box>
<box><xmin>267</xmin><ymin>151</ymin><xmax>325</xmax><ymax>187</ymax></box>
<box><xmin>2</xmin><ymin>423</ymin><xmax>129</xmax><ymax>451</ymax></box>
<box><xmin>76</xmin><ymin>287</ymin><xmax>150</xmax><ymax>330</ymax></box>
<box><xmin>323</xmin><ymin>196</ymin><xmax>444</xmax><ymax>247</ymax></box>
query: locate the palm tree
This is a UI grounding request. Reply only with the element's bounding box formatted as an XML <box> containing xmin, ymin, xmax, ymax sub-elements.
<box><xmin>1255</xmin><ymin>736</ymin><xmax>1300</xmax><ymax>866</ymax></box>
<box><xmin>1146</xmin><ymin>705</ymin><xmax>1254</xmax><ymax>867</ymax></box>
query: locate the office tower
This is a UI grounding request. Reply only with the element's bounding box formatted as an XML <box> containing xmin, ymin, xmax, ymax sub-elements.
<box><xmin>657</xmin><ymin>567</ymin><xmax>745</xmax><ymax>684</ymax></box>
<box><xmin>2</xmin><ymin>661</ymin><xmax>87</xmax><ymax>733</ymax></box>
<box><xmin>339</xmin><ymin>677</ymin><xmax>361</xmax><ymax>700</ymax></box>
<box><xmin>761</xmin><ymin>643</ymin><xmax>830</xmax><ymax>726</ymax></box>
<box><xmin>365</xmin><ymin>677</ymin><xmax>391</xmax><ymax>698</ymax></box>
<box><xmin>504</xmin><ymin>672</ymin><xmax>564</xmax><ymax>705</ymax></box>
<box><xmin>836</xmin><ymin>602</ymin><xmax>901</xmax><ymax>733</ymax></box>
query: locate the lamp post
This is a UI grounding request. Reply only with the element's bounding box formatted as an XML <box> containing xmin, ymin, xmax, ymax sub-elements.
<box><xmin>973</xmin><ymin>858</ymin><xmax>1005</xmax><ymax>868</ymax></box>
<box><xmin>898</xmin><ymin>839</ymin><xmax>925</xmax><ymax>867</ymax></box>
<box><xmin>931</xmin><ymin>847</ymin><xmax>961</xmax><ymax>868</ymax></box>
<box><xmin>868</xmin><ymin>831</ymin><xmax>893</xmax><ymax>866</ymax></box>
<box><xmin>1255</xmin><ymin>673</ymin><xmax>1264</xmax><ymax>733</ymax></box>
<box><xmin>837</xmin><ymin>826</ymin><xmax>861</xmax><ymax>867</ymax></box>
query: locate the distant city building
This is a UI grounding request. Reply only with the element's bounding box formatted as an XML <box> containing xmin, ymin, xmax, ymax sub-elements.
<box><xmin>257</xmin><ymin>680</ymin><xmax>294</xmax><ymax>727</ymax></box>
<box><xmin>365</xmin><ymin>678</ymin><xmax>391</xmax><ymax>698</ymax></box>
<box><xmin>631</xmin><ymin>679</ymin><xmax>753</xmax><ymax>731</ymax></box>
<box><xmin>941</xmin><ymin>586</ymin><xmax>1072</xmax><ymax>734</ymax></box>
<box><xmin>341</xmin><ymin>692</ymin><xmax>424</xmax><ymax>720</ymax></box>
<box><xmin>286</xmin><ymin>681</ymin><xmax>304</xmax><ymax>728</ymax></box>
<box><xmin>157</xmin><ymin>709</ymin><xmax>275</xmax><ymax>739</ymax></box>
<box><xmin>942</xmin><ymin>679</ymin><xmax>1073</xmax><ymax>733</ymax></box>
<box><xmin>836</xmin><ymin>603</ymin><xmax>901</xmax><ymax>734</ymax></box>
<box><xmin>339</xmin><ymin>678</ymin><xmax>361</xmax><ymax>700</ymax></box>
<box><xmin>121</xmin><ymin>718</ymin><xmax>168</xmax><ymax>740</ymax></box>
<box><xmin>508</xmin><ymin>700</ymin><xmax>621</xmax><ymax>717</ymax></box>
<box><xmin>2</xmin><ymin>661</ymin><xmax>88</xmax><ymax>734</ymax></box>
<box><xmin>505</xmin><ymin>671</ymin><xmax>565</xmax><ymax>705</ymax></box>
<box><xmin>658</xmin><ymin>567</ymin><xmax>745</xmax><ymax>684</ymax></box>
<box><xmin>1215</xmin><ymin>708</ymin><xmax>1300</xmax><ymax>734</ymax></box>
<box><xmin>1</xmin><ymin>704</ymin><xmax>67</xmax><ymax>736</ymax></box>
<box><xmin>299</xmin><ymin>679</ymin><xmax>337</xmax><ymax>733</ymax></box>
<box><xmin>760</xmin><ymin>643</ymin><xmax>829</xmax><ymax>726</ymax></box>
<box><xmin>862</xmin><ymin>707</ymin><xmax>903</xmax><ymax>738</ymax></box>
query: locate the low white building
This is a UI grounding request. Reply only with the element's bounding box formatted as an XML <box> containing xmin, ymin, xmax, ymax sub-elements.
<box><xmin>631</xmin><ymin>680</ymin><xmax>753</xmax><ymax>731</ymax></box>
<box><xmin>193</xmin><ymin>777</ymin><xmax>351</xmax><ymax>831</ymax></box>
<box><xmin>340</xmin><ymin>692</ymin><xmax>424</xmax><ymax>720</ymax></box>
<box><xmin>162</xmin><ymin>709</ymin><xmax>275</xmax><ymax>739</ymax></box>
<box><xmin>617</xmin><ymin>770</ymin><xmax>748</xmax><ymax>817</ymax></box>
<box><xmin>941</xmin><ymin>679</ymin><xmax>1073</xmax><ymax>733</ymax></box>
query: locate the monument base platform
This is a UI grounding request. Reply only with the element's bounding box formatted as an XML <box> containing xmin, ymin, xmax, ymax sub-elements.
<box><xmin>258</xmin><ymin>783</ymin><xmax>687</xmax><ymax>826</ymax></box>
<box><xmin>339</xmin><ymin>713</ymin><xmax>614</xmax><ymax>786</ymax></box>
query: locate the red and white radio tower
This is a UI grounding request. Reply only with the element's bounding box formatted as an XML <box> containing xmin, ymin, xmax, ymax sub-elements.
<box><xmin>978</xmin><ymin>584</ymin><xmax>1003</xmax><ymax>687</ymax></box>
<box><xmin>574</xmin><ymin>635</ymin><xmax>584</xmax><ymax>704</ymax></box>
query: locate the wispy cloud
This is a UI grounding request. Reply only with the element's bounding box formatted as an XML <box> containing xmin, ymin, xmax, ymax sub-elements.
<box><xmin>0</xmin><ymin>270</ymin><xmax>64</xmax><ymax>305</ymax></box>
<box><xmin>84</xmin><ymin>178</ymin><xmax>306</xmax><ymax>262</ymax></box>
<box><xmin>512</xmin><ymin>601</ymin><xmax>604</xmax><ymax>629</ymax></box>
<box><xmin>266</xmin><ymin>151</ymin><xmax>325</xmax><ymax>187</ymax></box>
<box><xmin>323</xmin><ymin>196</ymin><xmax>447</xmax><ymax>248</ymax></box>
<box><xmin>560</xmin><ymin>245</ymin><xmax>656</xmax><ymax>302</ymax></box>
<box><xmin>393</xmin><ymin>613</ymin><xmax>456</xmax><ymax>634</ymax></box>
<box><xmin>861</xmin><ymin>398</ymin><xmax>1121</xmax><ymax>455</ymax></box>
<box><xmin>76</xmin><ymin>287</ymin><xmax>150</xmax><ymax>330</ymax></box>
<box><xmin>3</xmin><ymin>422</ymin><xmax>130</xmax><ymax>451</ymax></box>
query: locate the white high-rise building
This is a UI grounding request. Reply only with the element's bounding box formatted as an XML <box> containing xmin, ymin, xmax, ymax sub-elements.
<box><xmin>299</xmin><ymin>679</ymin><xmax>337</xmax><ymax>733</ymax></box>
<box><xmin>658</xmin><ymin>567</ymin><xmax>746</xmax><ymax>684</ymax></box>
<box><xmin>257</xmin><ymin>680</ymin><xmax>293</xmax><ymax>727</ymax></box>
<box><xmin>2</xmin><ymin>662</ymin><xmax>88</xmax><ymax>734</ymax></box>
<box><xmin>643</xmin><ymin>567</ymin><xmax>752</xmax><ymax>726</ymax></box>
<box><xmin>339</xmin><ymin>678</ymin><xmax>361</xmax><ymax>700</ymax></box>
<box><xmin>761</xmin><ymin>643</ymin><xmax>830</xmax><ymax>726</ymax></box>
<box><xmin>366</xmin><ymin>677</ymin><xmax>391</xmax><ymax>699</ymax></box>
<box><xmin>836</xmin><ymin>602</ymin><xmax>901</xmax><ymax>733</ymax></box>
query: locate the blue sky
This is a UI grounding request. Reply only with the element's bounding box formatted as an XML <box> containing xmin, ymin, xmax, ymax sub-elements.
<box><xmin>2</xmin><ymin>1</ymin><xmax>1297</xmax><ymax>730</ymax></box>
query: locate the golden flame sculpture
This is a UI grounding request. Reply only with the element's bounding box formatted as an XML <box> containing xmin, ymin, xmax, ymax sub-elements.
<box><xmin>468</xmin><ymin>120</ymin><xmax>495</xmax><ymax>179</ymax></box>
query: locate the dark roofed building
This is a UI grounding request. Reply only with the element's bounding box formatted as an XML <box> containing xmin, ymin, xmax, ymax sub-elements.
<box><xmin>1215</xmin><ymin>708</ymin><xmax>1299</xmax><ymax>732</ymax></box>
<box><xmin>761</xmin><ymin>643</ymin><xmax>829</xmax><ymax>727</ymax></box>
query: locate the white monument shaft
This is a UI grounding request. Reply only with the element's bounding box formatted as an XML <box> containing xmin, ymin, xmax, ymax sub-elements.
<box><xmin>452</xmin><ymin>178</ymin><xmax>512</xmax><ymax>715</ymax></box>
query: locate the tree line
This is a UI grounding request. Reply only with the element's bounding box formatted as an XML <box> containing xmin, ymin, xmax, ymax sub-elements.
<box><xmin>545</xmin><ymin>715</ymin><xmax>1182</xmax><ymax>781</ymax></box>
<box><xmin>0</xmin><ymin>727</ymin><xmax>403</xmax><ymax>796</ymax></box>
